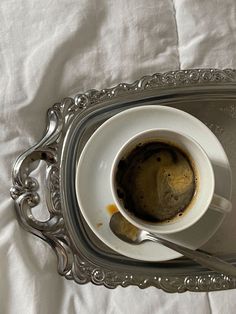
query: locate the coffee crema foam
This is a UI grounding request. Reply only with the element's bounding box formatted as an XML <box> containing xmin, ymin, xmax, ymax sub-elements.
<box><xmin>116</xmin><ymin>141</ymin><xmax>197</xmax><ymax>222</ymax></box>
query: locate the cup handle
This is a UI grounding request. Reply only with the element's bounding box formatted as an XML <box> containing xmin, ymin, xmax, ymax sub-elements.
<box><xmin>210</xmin><ymin>194</ymin><xmax>232</xmax><ymax>214</ymax></box>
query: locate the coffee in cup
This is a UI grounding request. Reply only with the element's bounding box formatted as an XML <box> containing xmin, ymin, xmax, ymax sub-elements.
<box><xmin>115</xmin><ymin>140</ymin><xmax>198</xmax><ymax>223</ymax></box>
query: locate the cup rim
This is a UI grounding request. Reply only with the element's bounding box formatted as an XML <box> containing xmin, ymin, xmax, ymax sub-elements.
<box><xmin>110</xmin><ymin>128</ymin><xmax>215</xmax><ymax>234</ymax></box>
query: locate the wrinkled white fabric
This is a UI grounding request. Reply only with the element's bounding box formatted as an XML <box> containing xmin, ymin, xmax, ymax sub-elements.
<box><xmin>1</xmin><ymin>0</ymin><xmax>236</xmax><ymax>313</ymax></box>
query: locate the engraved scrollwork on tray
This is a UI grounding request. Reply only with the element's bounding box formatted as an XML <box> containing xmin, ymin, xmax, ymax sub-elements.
<box><xmin>74</xmin><ymin>68</ymin><xmax>236</xmax><ymax>106</ymax></box>
<box><xmin>10</xmin><ymin>69</ymin><xmax>236</xmax><ymax>292</ymax></box>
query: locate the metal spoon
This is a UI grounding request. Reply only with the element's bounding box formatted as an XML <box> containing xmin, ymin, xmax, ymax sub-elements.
<box><xmin>110</xmin><ymin>212</ymin><xmax>236</xmax><ymax>277</ymax></box>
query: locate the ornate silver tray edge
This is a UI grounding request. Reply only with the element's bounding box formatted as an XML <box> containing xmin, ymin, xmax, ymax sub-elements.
<box><xmin>10</xmin><ymin>69</ymin><xmax>236</xmax><ymax>292</ymax></box>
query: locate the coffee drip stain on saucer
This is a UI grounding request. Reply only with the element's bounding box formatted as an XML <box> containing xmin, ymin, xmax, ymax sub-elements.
<box><xmin>95</xmin><ymin>205</ymin><xmax>118</xmax><ymax>229</ymax></box>
<box><xmin>106</xmin><ymin>204</ymin><xmax>119</xmax><ymax>215</ymax></box>
<box><xmin>106</xmin><ymin>204</ymin><xmax>138</xmax><ymax>241</ymax></box>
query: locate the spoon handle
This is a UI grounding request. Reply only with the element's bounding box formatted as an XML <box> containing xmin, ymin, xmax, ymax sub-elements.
<box><xmin>148</xmin><ymin>234</ymin><xmax>236</xmax><ymax>277</ymax></box>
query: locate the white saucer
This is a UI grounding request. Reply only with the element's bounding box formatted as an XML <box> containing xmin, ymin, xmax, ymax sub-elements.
<box><xmin>76</xmin><ymin>105</ymin><xmax>232</xmax><ymax>261</ymax></box>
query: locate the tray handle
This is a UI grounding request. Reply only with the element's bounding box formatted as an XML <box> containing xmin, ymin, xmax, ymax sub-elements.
<box><xmin>10</xmin><ymin>99</ymin><xmax>80</xmax><ymax>276</ymax></box>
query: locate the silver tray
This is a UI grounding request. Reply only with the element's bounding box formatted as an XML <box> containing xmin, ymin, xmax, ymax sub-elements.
<box><xmin>11</xmin><ymin>69</ymin><xmax>236</xmax><ymax>293</ymax></box>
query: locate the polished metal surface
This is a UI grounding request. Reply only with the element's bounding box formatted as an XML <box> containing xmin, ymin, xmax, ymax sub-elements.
<box><xmin>11</xmin><ymin>69</ymin><xmax>236</xmax><ymax>292</ymax></box>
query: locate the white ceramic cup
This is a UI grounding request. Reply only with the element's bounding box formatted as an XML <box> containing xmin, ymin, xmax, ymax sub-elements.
<box><xmin>110</xmin><ymin>129</ymin><xmax>232</xmax><ymax>234</ymax></box>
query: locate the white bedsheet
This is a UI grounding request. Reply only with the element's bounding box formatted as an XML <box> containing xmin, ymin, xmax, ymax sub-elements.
<box><xmin>1</xmin><ymin>0</ymin><xmax>236</xmax><ymax>313</ymax></box>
